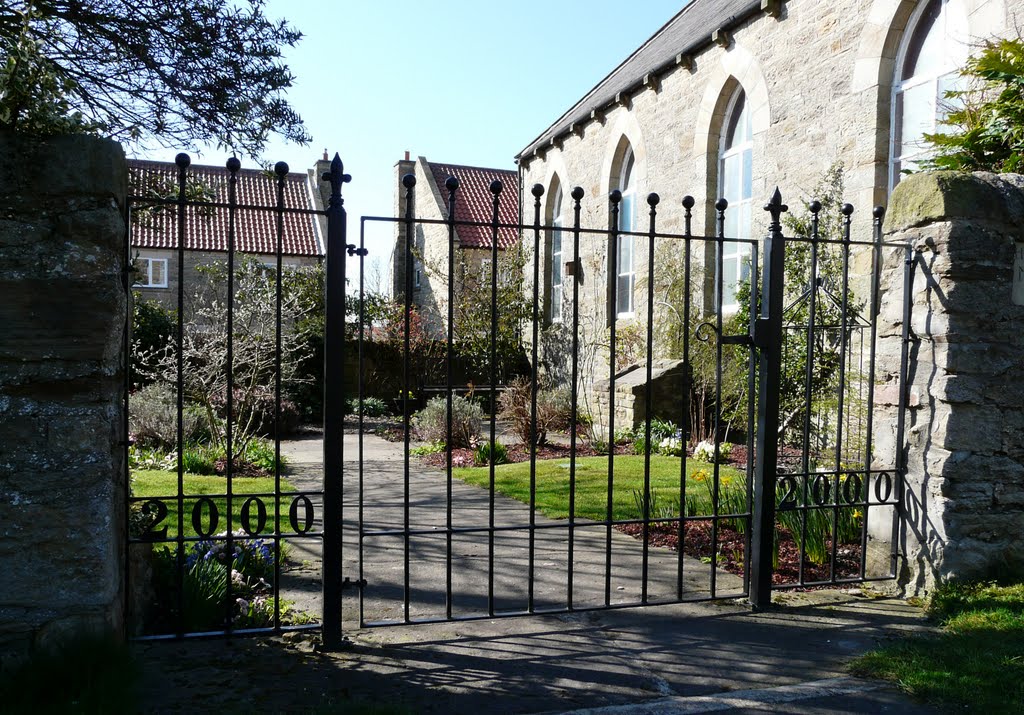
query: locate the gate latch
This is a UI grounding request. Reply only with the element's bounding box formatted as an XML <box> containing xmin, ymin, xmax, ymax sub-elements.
<box><xmin>342</xmin><ymin>577</ymin><xmax>367</xmax><ymax>591</ymax></box>
<box><xmin>720</xmin><ymin>333</ymin><xmax>752</xmax><ymax>346</ymax></box>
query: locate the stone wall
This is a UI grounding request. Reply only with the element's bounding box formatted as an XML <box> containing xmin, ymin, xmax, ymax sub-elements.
<box><xmin>519</xmin><ymin>0</ymin><xmax>1011</xmax><ymax>393</ymax></box>
<box><xmin>0</xmin><ymin>133</ymin><xmax>127</xmax><ymax>661</ymax></box>
<box><xmin>877</xmin><ymin>171</ymin><xmax>1024</xmax><ymax>594</ymax></box>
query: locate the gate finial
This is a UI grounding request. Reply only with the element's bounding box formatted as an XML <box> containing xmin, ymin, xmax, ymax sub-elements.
<box><xmin>764</xmin><ymin>187</ymin><xmax>788</xmax><ymax>227</ymax></box>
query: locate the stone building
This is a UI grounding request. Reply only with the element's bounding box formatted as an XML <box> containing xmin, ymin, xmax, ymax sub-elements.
<box><xmin>515</xmin><ymin>0</ymin><xmax>1021</xmax><ymax>418</ymax></box>
<box><xmin>390</xmin><ymin>154</ymin><xmax>519</xmax><ymax>338</ymax></box>
<box><xmin>128</xmin><ymin>157</ymin><xmax>327</xmax><ymax>306</ymax></box>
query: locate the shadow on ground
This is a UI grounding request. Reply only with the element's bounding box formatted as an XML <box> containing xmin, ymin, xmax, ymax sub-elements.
<box><xmin>135</xmin><ymin>592</ymin><xmax>936</xmax><ymax>714</ymax></box>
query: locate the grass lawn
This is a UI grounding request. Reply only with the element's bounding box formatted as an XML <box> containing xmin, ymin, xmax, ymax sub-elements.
<box><xmin>851</xmin><ymin>581</ymin><xmax>1024</xmax><ymax>714</ymax></box>
<box><xmin>131</xmin><ymin>469</ymin><xmax>297</xmax><ymax>539</ymax></box>
<box><xmin>453</xmin><ymin>455</ymin><xmax>747</xmax><ymax>522</ymax></box>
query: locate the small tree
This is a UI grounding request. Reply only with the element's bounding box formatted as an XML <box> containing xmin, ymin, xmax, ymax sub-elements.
<box><xmin>135</xmin><ymin>257</ymin><xmax>313</xmax><ymax>457</ymax></box>
<box><xmin>734</xmin><ymin>163</ymin><xmax>865</xmax><ymax>449</ymax></box>
<box><xmin>923</xmin><ymin>38</ymin><xmax>1024</xmax><ymax>173</ymax></box>
<box><xmin>419</xmin><ymin>245</ymin><xmax>531</xmax><ymax>384</ymax></box>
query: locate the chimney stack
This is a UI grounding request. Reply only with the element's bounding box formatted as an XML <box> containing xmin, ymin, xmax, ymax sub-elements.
<box><xmin>404</xmin><ymin>150</ymin><xmax>410</xmax><ymax>161</ymax></box>
<box><xmin>322</xmin><ymin>148</ymin><xmax>328</xmax><ymax>161</ymax></box>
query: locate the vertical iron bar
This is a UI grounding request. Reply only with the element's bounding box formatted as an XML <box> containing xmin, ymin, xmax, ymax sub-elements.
<box><xmin>711</xmin><ymin>199</ymin><xmax>727</xmax><ymax>597</ymax></box>
<box><xmin>528</xmin><ymin>184</ymin><xmax>544</xmax><ymax>613</ymax></box>
<box><xmin>273</xmin><ymin>162</ymin><xmax>288</xmax><ymax>627</ymax></box>
<box><xmin>487</xmin><ymin>179</ymin><xmax>503</xmax><ymax>617</ymax></box>
<box><xmin>568</xmin><ymin>186</ymin><xmax>584</xmax><ymax>610</ymax></box>
<box><xmin>831</xmin><ymin>204</ymin><xmax>855</xmax><ymax>580</ymax></box>
<box><xmin>678</xmin><ymin>196</ymin><xmax>694</xmax><ymax>600</ymax></box>
<box><xmin>750</xmin><ymin>188</ymin><xmax>788</xmax><ymax>610</ymax></box>
<box><xmin>641</xmin><ymin>193</ymin><xmax>660</xmax><ymax>604</ymax></box>
<box><xmin>401</xmin><ymin>173</ymin><xmax>416</xmax><ymax>622</ymax></box>
<box><xmin>358</xmin><ymin>217</ymin><xmax>367</xmax><ymax>627</ymax></box>
<box><xmin>798</xmin><ymin>202</ymin><xmax>822</xmax><ymax>585</ymax></box>
<box><xmin>744</xmin><ymin>239</ymin><xmax>759</xmax><ymax>595</ymax></box>
<box><xmin>445</xmin><ymin>176</ymin><xmax>459</xmax><ymax>620</ymax></box>
<box><xmin>605</xmin><ymin>190</ymin><xmax>622</xmax><ymax>606</ymax></box>
<box><xmin>224</xmin><ymin>157</ymin><xmax>240</xmax><ymax>632</ymax></box>
<box><xmin>322</xmin><ymin>154</ymin><xmax>349</xmax><ymax>648</ymax></box>
<box><xmin>173</xmin><ymin>153</ymin><xmax>189</xmax><ymax>637</ymax></box>
<box><xmin>893</xmin><ymin>244</ymin><xmax>915</xmax><ymax>576</ymax></box>
<box><xmin>860</xmin><ymin>206</ymin><xmax>885</xmax><ymax>580</ymax></box>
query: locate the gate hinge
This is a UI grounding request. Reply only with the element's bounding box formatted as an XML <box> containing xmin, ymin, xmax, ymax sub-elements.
<box><xmin>752</xmin><ymin>317</ymin><xmax>776</xmax><ymax>350</ymax></box>
<box><xmin>342</xmin><ymin>577</ymin><xmax>367</xmax><ymax>591</ymax></box>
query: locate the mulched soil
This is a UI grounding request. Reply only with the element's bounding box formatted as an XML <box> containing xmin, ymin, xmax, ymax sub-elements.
<box><xmin>616</xmin><ymin>520</ymin><xmax>863</xmax><ymax>585</ymax></box>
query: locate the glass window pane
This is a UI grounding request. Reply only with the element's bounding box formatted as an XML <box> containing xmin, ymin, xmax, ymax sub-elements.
<box><xmin>740</xmin><ymin>202</ymin><xmax>752</xmax><ymax>240</ymax></box>
<box><xmin>618</xmin><ymin>235</ymin><xmax>632</xmax><ymax>272</ymax></box>
<box><xmin>152</xmin><ymin>259</ymin><xmax>166</xmax><ymax>286</ymax></box>
<box><xmin>723</xmin><ymin>154</ymin><xmax>740</xmax><ymax>202</ymax></box>
<box><xmin>723</xmin><ymin>258</ymin><xmax>739</xmax><ymax>303</ymax></box>
<box><xmin>724</xmin><ymin>207</ymin><xmax>739</xmax><ymax>239</ymax></box>
<box><xmin>617</xmin><ymin>274</ymin><xmax>632</xmax><ymax>314</ymax></box>
<box><xmin>742</xmin><ymin>149</ymin><xmax>753</xmax><ymax>200</ymax></box>
<box><xmin>620</xmin><ymin>193</ymin><xmax>634</xmax><ymax>232</ymax></box>
<box><xmin>900</xmin><ymin>81</ymin><xmax>934</xmax><ymax>157</ymax></box>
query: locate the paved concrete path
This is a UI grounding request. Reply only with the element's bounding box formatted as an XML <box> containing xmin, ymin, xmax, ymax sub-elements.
<box><xmin>278</xmin><ymin>432</ymin><xmax>742</xmax><ymax>627</ymax></box>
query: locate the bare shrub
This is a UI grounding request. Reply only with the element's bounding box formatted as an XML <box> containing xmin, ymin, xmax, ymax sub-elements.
<box><xmin>498</xmin><ymin>377</ymin><xmax>573</xmax><ymax>446</ymax></box>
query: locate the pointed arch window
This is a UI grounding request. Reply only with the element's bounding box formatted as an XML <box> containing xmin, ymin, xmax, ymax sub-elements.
<box><xmin>549</xmin><ymin>184</ymin><xmax>564</xmax><ymax>323</ymax></box>
<box><xmin>891</xmin><ymin>0</ymin><xmax>969</xmax><ymax>188</ymax></box>
<box><xmin>616</xmin><ymin>148</ymin><xmax>636</xmax><ymax>317</ymax></box>
<box><xmin>719</xmin><ymin>87</ymin><xmax>753</xmax><ymax>310</ymax></box>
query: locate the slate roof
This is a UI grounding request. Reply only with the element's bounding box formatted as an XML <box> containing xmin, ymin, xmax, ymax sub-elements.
<box><xmin>128</xmin><ymin>159</ymin><xmax>325</xmax><ymax>257</ymax></box>
<box><xmin>517</xmin><ymin>0</ymin><xmax>762</xmax><ymax>160</ymax></box>
<box><xmin>426</xmin><ymin>161</ymin><xmax>519</xmax><ymax>250</ymax></box>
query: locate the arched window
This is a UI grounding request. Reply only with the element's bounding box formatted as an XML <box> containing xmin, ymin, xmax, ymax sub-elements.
<box><xmin>719</xmin><ymin>86</ymin><xmax>753</xmax><ymax>310</ymax></box>
<box><xmin>891</xmin><ymin>0</ymin><xmax>969</xmax><ymax>188</ymax></box>
<box><xmin>549</xmin><ymin>184</ymin><xmax>564</xmax><ymax>323</ymax></box>
<box><xmin>616</xmin><ymin>147</ymin><xmax>636</xmax><ymax>317</ymax></box>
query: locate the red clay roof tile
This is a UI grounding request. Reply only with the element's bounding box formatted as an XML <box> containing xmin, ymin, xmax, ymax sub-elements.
<box><xmin>427</xmin><ymin>162</ymin><xmax>519</xmax><ymax>250</ymax></box>
<box><xmin>128</xmin><ymin>159</ymin><xmax>324</xmax><ymax>257</ymax></box>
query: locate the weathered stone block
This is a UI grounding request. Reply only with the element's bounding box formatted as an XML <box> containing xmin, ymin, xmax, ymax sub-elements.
<box><xmin>0</xmin><ymin>133</ymin><xmax>126</xmax><ymax>662</ymax></box>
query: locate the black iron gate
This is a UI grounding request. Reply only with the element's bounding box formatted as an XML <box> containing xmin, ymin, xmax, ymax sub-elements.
<box><xmin>123</xmin><ymin>153</ymin><xmax>914</xmax><ymax>645</ymax></box>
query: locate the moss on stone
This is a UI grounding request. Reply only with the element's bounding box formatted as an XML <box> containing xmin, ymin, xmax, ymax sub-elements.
<box><xmin>887</xmin><ymin>171</ymin><xmax>1024</xmax><ymax>231</ymax></box>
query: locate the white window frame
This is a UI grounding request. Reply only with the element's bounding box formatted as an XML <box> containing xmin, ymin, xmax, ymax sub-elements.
<box><xmin>549</xmin><ymin>185</ymin><xmax>564</xmax><ymax>324</ymax></box>
<box><xmin>718</xmin><ymin>87</ymin><xmax>753</xmax><ymax>312</ymax></box>
<box><xmin>616</xmin><ymin>148</ymin><xmax>636</xmax><ymax>319</ymax></box>
<box><xmin>890</xmin><ymin>0</ymin><xmax>970</xmax><ymax>190</ymax></box>
<box><xmin>133</xmin><ymin>256</ymin><xmax>168</xmax><ymax>289</ymax></box>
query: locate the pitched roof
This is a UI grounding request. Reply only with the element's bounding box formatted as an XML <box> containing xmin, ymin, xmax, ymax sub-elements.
<box><xmin>517</xmin><ymin>0</ymin><xmax>761</xmax><ymax>160</ymax></box>
<box><xmin>427</xmin><ymin>161</ymin><xmax>519</xmax><ymax>250</ymax></box>
<box><xmin>128</xmin><ymin>159</ymin><xmax>325</xmax><ymax>257</ymax></box>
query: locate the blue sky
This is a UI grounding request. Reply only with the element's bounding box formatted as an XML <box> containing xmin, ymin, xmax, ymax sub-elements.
<box><xmin>137</xmin><ymin>1</ymin><xmax>685</xmax><ymax>282</ymax></box>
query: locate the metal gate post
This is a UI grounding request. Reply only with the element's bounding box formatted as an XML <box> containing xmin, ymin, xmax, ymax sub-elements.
<box><xmin>322</xmin><ymin>154</ymin><xmax>349</xmax><ymax>647</ymax></box>
<box><xmin>750</xmin><ymin>188</ymin><xmax>788</xmax><ymax>611</ymax></box>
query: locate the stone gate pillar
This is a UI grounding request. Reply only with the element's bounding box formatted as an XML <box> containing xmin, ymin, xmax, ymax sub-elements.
<box><xmin>878</xmin><ymin>171</ymin><xmax>1024</xmax><ymax>595</ymax></box>
<box><xmin>0</xmin><ymin>132</ymin><xmax>128</xmax><ymax>661</ymax></box>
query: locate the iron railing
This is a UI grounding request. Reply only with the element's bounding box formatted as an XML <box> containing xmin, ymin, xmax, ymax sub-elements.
<box><xmin>123</xmin><ymin>154</ymin><xmax>914</xmax><ymax>645</ymax></box>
